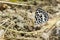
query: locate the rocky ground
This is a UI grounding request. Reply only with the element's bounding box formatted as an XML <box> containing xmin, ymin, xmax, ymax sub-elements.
<box><xmin>0</xmin><ymin>0</ymin><xmax>60</xmax><ymax>40</ymax></box>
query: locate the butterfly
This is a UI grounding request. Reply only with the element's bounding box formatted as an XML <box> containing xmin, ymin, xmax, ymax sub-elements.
<box><xmin>35</xmin><ymin>8</ymin><xmax>49</xmax><ymax>24</ymax></box>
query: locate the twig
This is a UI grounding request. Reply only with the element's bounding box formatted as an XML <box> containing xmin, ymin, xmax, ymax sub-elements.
<box><xmin>0</xmin><ymin>1</ymin><xmax>33</xmax><ymax>6</ymax></box>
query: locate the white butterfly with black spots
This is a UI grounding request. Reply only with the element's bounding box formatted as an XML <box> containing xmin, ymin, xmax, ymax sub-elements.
<box><xmin>35</xmin><ymin>8</ymin><xmax>49</xmax><ymax>24</ymax></box>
